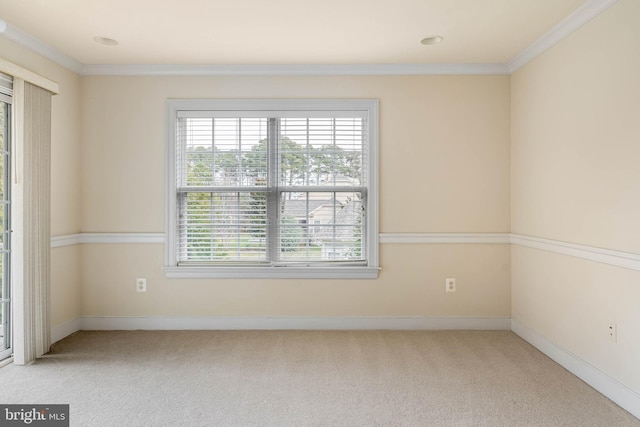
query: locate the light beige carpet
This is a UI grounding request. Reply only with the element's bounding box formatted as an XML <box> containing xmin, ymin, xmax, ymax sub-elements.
<box><xmin>0</xmin><ymin>330</ymin><xmax>638</xmax><ymax>426</ymax></box>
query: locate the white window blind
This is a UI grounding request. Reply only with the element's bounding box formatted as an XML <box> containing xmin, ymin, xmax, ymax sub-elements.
<box><xmin>166</xmin><ymin>100</ymin><xmax>379</xmax><ymax>279</ymax></box>
<box><xmin>176</xmin><ymin>117</ymin><xmax>269</xmax><ymax>263</ymax></box>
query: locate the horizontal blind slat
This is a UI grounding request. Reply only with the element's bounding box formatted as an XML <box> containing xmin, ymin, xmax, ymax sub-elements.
<box><xmin>176</xmin><ymin>112</ymin><xmax>367</xmax><ymax>264</ymax></box>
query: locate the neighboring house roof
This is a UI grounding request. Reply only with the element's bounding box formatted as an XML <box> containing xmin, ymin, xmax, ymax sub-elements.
<box><xmin>315</xmin><ymin>199</ymin><xmax>361</xmax><ymax>242</ymax></box>
<box><xmin>282</xmin><ymin>198</ymin><xmax>339</xmax><ymax>220</ymax></box>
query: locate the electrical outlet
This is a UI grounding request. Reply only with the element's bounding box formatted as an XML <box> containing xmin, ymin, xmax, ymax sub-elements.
<box><xmin>608</xmin><ymin>322</ymin><xmax>617</xmax><ymax>343</ymax></box>
<box><xmin>445</xmin><ymin>278</ymin><xmax>456</xmax><ymax>293</ymax></box>
<box><xmin>136</xmin><ymin>278</ymin><xmax>147</xmax><ymax>293</ymax></box>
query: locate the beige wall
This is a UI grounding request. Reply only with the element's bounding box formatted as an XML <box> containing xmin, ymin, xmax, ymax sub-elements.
<box><xmin>79</xmin><ymin>74</ymin><xmax>511</xmax><ymax>317</ymax></box>
<box><xmin>511</xmin><ymin>0</ymin><xmax>640</xmax><ymax>394</ymax></box>
<box><xmin>0</xmin><ymin>39</ymin><xmax>82</xmax><ymax>236</ymax></box>
<box><xmin>80</xmin><ymin>244</ymin><xmax>510</xmax><ymax>317</ymax></box>
<box><xmin>1</xmin><ymin>38</ymin><xmax>83</xmax><ymax>329</ymax></box>
<box><xmin>80</xmin><ymin>75</ymin><xmax>510</xmax><ymax>233</ymax></box>
<box><xmin>51</xmin><ymin>246</ymin><xmax>81</xmax><ymax>328</ymax></box>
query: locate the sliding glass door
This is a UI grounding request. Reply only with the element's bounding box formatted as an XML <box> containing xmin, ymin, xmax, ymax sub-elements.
<box><xmin>0</xmin><ymin>73</ymin><xmax>12</xmax><ymax>361</ymax></box>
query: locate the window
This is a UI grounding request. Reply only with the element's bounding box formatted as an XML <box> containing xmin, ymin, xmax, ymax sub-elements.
<box><xmin>0</xmin><ymin>72</ymin><xmax>11</xmax><ymax>360</ymax></box>
<box><xmin>165</xmin><ymin>100</ymin><xmax>378</xmax><ymax>279</ymax></box>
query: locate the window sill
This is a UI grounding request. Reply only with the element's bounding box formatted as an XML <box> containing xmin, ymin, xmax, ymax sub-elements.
<box><xmin>164</xmin><ymin>266</ymin><xmax>380</xmax><ymax>279</ymax></box>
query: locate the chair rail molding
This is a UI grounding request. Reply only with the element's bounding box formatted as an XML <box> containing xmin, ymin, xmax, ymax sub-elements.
<box><xmin>51</xmin><ymin>232</ymin><xmax>640</xmax><ymax>273</ymax></box>
<box><xmin>511</xmin><ymin>234</ymin><xmax>640</xmax><ymax>272</ymax></box>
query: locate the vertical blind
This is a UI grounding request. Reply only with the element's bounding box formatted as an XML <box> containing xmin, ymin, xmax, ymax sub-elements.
<box><xmin>1</xmin><ymin>59</ymin><xmax>58</xmax><ymax>364</ymax></box>
<box><xmin>12</xmin><ymin>81</ymin><xmax>52</xmax><ymax>365</ymax></box>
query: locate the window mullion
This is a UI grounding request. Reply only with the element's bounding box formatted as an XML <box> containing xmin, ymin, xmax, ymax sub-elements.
<box><xmin>267</xmin><ymin>117</ymin><xmax>279</xmax><ymax>263</ymax></box>
<box><xmin>210</xmin><ymin>118</ymin><xmax>215</xmax><ymax>185</ymax></box>
<box><xmin>332</xmin><ymin>117</ymin><xmax>336</xmax><ymax>186</ymax></box>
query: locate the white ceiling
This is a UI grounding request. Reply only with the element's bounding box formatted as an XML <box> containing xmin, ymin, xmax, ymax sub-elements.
<box><xmin>0</xmin><ymin>0</ymin><xmax>588</xmax><ymax>67</ymax></box>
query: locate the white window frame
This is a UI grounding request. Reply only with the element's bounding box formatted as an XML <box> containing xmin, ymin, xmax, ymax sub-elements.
<box><xmin>164</xmin><ymin>99</ymin><xmax>379</xmax><ymax>279</ymax></box>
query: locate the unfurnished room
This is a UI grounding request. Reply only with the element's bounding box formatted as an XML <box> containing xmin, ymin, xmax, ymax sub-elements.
<box><xmin>0</xmin><ymin>0</ymin><xmax>638</xmax><ymax>425</ymax></box>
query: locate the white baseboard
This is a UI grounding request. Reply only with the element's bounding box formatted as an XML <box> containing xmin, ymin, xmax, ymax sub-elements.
<box><xmin>511</xmin><ymin>318</ymin><xmax>640</xmax><ymax>420</ymax></box>
<box><xmin>79</xmin><ymin>316</ymin><xmax>510</xmax><ymax>331</ymax></box>
<box><xmin>51</xmin><ymin>318</ymin><xmax>82</xmax><ymax>343</ymax></box>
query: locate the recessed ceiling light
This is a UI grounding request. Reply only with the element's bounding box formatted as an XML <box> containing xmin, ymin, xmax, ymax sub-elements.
<box><xmin>421</xmin><ymin>36</ymin><xmax>444</xmax><ymax>45</ymax></box>
<box><xmin>93</xmin><ymin>36</ymin><xmax>119</xmax><ymax>46</ymax></box>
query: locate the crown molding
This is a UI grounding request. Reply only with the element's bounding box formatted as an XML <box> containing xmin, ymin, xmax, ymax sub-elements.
<box><xmin>79</xmin><ymin>63</ymin><xmax>509</xmax><ymax>76</ymax></box>
<box><xmin>508</xmin><ymin>0</ymin><xmax>621</xmax><ymax>72</ymax></box>
<box><xmin>1</xmin><ymin>0</ymin><xmax>620</xmax><ymax>77</ymax></box>
<box><xmin>0</xmin><ymin>19</ymin><xmax>83</xmax><ymax>74</ymax></box>
<box><xmin>0</xmin><ymin>19</ymin><xmax>506</xmax><ymax>75</ymax></box>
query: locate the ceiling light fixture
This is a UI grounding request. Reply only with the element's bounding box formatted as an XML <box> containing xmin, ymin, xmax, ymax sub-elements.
<box><xmin>421</xmin><ymin>35</ymin><xmax>444</xmax><ymax>45</ymax></box>
<box><xmin>93</xmin><ymin>36</ymin><xmax>119</xmax><ymax>46</ymax></box>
